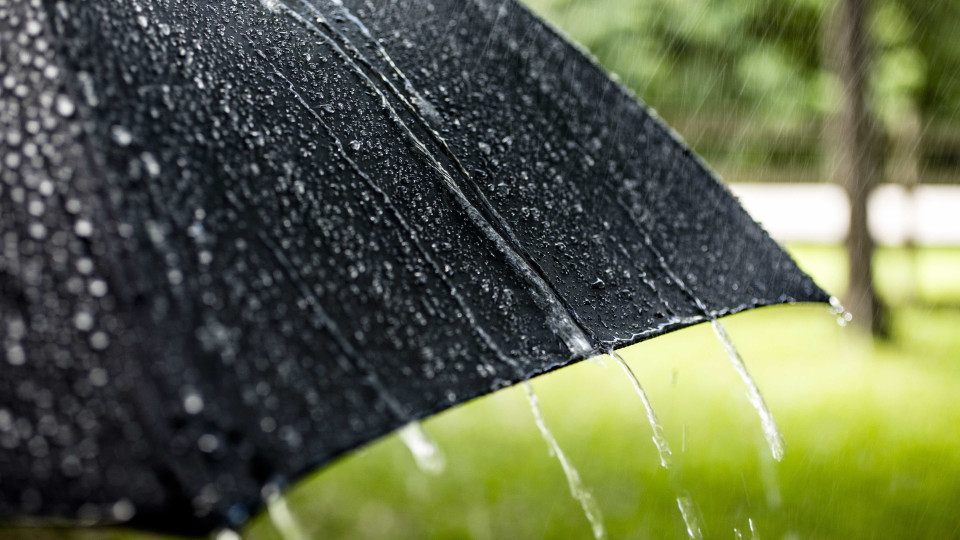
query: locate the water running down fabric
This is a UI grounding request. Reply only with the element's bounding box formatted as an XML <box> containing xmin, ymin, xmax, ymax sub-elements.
<box><xmin>0</xmin><ymin>0</ymin><xmax>828</xmax><ymax>534</ymax></box>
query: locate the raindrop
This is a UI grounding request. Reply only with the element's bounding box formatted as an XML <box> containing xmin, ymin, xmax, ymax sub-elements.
<box><xmin>54</xmin><ymin>94</ymin><xmax>75</xmax><ymax>117</ymax></box>
<box><xmin>73</xmin><ymin>219</ymin><xmax>93</xmax><ymax>237</ymax></box>
<box><xmin>6</xmin><ymin>346</ymin><xmax>26</xmax><ymax>366</ymax></box>
<box><xmin>88</xmin><ymin>368</ymin><xmax>108</xmax><ymax>387</ymax></box>
<box><xmin>28</xmin><ymin>222</ymin><xmax>46</xmax><ymax>240</ymax></box>
<box><xmin>89</xmin><ymin>331</ymin><xmax>109</xmax><ymax>350</ymax></box>
<box><xmin>197</xmin><ymin>433</ymin><xmax>219</xmax><ymax>453</ymax></box>
<box><xmin>110</xmin><ymin>499</ymin><xmax>135</xmax><ymax>522</ymax></box>
<box><xmin>710</xmin><ymin>321</ymin><xmax>785</xmax><ymax>461</ymax></box>
<box><xmin>397</xmin><ymin>421</ymin><xmax>445</xmax><ymax>475</ymax></box>
<box><xmin>183</xmin><ymin>392</ymin><xmax>204</xmax><ymax>415</ymax></box>
<box><xmin>25</xmin><ymin>20</ymin><xmax>43</xmax><ymax>37</ymax></box>
<box><xmin>110</xmin><ymin>125</ymin><xmax>133</xmax><ymax>146</ymax></box>
<box><xmin>523</xmin><ymin>382</ymin><xmax>606</xmax><ymax>540</ymax></box>
<box><xmin>88</xmin><ymin>279</ymin><xmax>108</xmax><ymax>297</ymax></box>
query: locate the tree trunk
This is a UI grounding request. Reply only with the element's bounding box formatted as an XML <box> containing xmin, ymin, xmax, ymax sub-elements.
<box><xmin>888</xmin><ymin>103</ymin><xmax>921</xmax><ymax>303</ymax></box>
<box><xmin>824</xmin><ymin>0</ymin><xmax>887</xmax><ymax>336</ymax></box>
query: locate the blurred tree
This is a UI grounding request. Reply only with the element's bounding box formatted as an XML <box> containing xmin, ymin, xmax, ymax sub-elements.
<box><xmin>525</xmin><ymin>0</ymin><xmax>959</xmax><ymax>175</ymax></box>
<box><xmin>524</xmin><ymin>0</ymin><xmax>959</xmax><ymax>335</ymax></box>
<box><xmin>824</xmin><ymin>0</ymin><xmax>887</xmax><ymax>336</ymax></box>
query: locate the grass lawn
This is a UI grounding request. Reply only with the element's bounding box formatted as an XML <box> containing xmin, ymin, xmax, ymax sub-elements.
<box><xmin>4</xmin><ymin>245</ymin><xmax>959</xmax><ymax>540</ymax></box>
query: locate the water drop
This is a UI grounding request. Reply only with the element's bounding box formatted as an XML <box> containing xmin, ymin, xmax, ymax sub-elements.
<box><xmin>74</xmin><ymin>219</ymin><xmax>93</xmax><ymax>237</ymax></box>
<box><xmin>6</xmin><ymin>346</ymin><xmax>26</xmax><ymax>366</ymax></box>
<box><xmin>25</xmin><ymin>20</ymin><xmax>43</xmax><ymax>37</ymax></box>
<box><xmin>88</xmin><ymin>279</ymin><xmax>108</xmax><ymax>297</ymax></box>
<box><xmin>88</xmin><ymin>368</ymin><xmax>108</xmax><ymax>387</ymax></box>
<box><xmin>183</xmin><ymin>392</ymin><xmax>204</xmax><ymax>415</ymax></box>
<box><xmin>110</xmin><ymin>499</ymin><xmax>135</xmax><ymax>522</ymax></box>
<box><xmin>89</xmin><ymin>331</ymin><xmax>109</xmax><ymax>350</ymax></box>
<box><xmin>198</xmin><ymin>433</ymin><xmax>220</xmax><ymax>453</ymax></box>
<box><xmin>111</xmin><ymin>125</ymin><xmax>133</xmax><ymax>146</ymax></box>
<box><xmin>55</xmin><ymin>94</ymin><xmax>76</xmax><ymax>117</ymax></box>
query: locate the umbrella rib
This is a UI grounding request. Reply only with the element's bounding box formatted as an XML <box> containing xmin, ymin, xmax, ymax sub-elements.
<box><xmin>254</xmin><ymin>50</ymin><xmax>525</xmax><ymax>380</ymax></box>
<box><xmin>263</xmin><ymin>2</ymin><xmax>597</xmax><ymax>358</ymax></box>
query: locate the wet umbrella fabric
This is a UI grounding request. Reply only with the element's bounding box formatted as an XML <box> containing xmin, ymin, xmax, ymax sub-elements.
<box><xmin>0</xmin><ymin>0</ymin><xmax>827</xmax><ymax>535</ymax></box>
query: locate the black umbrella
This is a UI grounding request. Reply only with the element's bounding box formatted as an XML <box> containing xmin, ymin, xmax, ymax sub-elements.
<box><xmin>0</xmin><ymin>0</ymin><xmax>827</xmax><ymax>535</ymax></box>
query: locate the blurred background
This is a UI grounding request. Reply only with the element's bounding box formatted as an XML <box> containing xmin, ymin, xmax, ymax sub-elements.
<box><xmin>13</xmin><ymin>0</ymin><xmax>960</xmax><ymax>538</ymax></box>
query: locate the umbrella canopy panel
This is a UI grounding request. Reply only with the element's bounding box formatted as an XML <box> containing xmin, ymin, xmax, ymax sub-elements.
<box><xmin>0</xmin><ymin>0</ymin><xmax>827</xmax><ymax>535</ymax></box>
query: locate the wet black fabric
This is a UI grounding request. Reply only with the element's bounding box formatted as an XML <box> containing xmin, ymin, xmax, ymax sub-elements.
<box><xmin>0</xmin><ymin>0</ymin><xmax>828</xmax><ymax>535</ymax></box>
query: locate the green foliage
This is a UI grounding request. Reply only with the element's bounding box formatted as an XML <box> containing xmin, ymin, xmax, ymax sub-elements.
<box><xmin>525</xmin><ymin>0</ymin><xmax>960</xmax><ymax>173</ymax></box>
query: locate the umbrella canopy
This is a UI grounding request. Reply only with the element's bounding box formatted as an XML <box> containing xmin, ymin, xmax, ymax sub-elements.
<box><xmin>0</xmin><ymin>0</ymin><xmax>827</xmax><ymax>535</ymax></box>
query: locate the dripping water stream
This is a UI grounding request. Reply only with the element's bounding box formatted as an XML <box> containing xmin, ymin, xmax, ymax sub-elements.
<box><xmin>606</xmin><ymin>351</ymin><xmax>703</xmax><ymax>540</ymax></box>
<box><xmin>397</xmin><ymin>421</ymin><xmax>447</xmax><ymax>475</ymax></box>
<box><xmin>710</xmin><ymin>320</ymin><xmax>785</xmax><ymax>461</ymax></box>
<box><xmin>262</xmin><ymin>484</ymin><xmax>309</xmax><ymax>540</ymax></box>
<box><xmin>523</xmin><ymin>382</ymin><xmax>607</xmax><ymax>540</ymax></box>
<box><xmin>608</xmin><ymin>351</ymin><xmax>672</xmax><ymax>468</ymax></box>
<box><xmin>618</xmin><ymin>203</ymin><xmax>787</xmax><ymax>461</ymax></box>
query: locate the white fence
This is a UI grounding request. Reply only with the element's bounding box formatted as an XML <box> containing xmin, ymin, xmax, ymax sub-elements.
<box><xmin>730</xmin><ymin>183</ymin><xmax>960</xmax><ymax>246</ymax></box>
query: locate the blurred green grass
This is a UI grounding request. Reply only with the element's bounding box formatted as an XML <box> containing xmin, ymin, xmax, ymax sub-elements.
<box><xmin>233</xmin><ymin>245</ymin><xmax>960</xmax><ymax>539</ymax></box>
<box><xmin>5</xmin><ymin>245</ymin><xmax>959</xmax><ymax>540</ymax></box>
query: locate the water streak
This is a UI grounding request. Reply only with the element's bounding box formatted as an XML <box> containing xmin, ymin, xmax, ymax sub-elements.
<box><xmin>758</xmin><ymin>444</ymin><xmax>783</xmax><ymax>509</ymax></box>
<box><xmin>262</xmin><ymin>484</ymin><xmax>308</xmax><ymax>540</ymax></box>
<box><xmin>213</xmin><ymin>529</ymin><xmax>242</xmax><ymax>540</ymax></box>
<box><xmin>608</xmin><ymin>351</ymin><xmax>672</xmax><ymax>468</ymax></box>
<box><xmin>615</xmin><ymin>196</ymin><xmax>787</xmax><ymax>461</ymax></box>
<box><xmin>523</xmin><ymin>382</ymin><xmax>606</xmax><ymax>540</ymax></box>
<box><xmin>676</xmin><ymin>493</ymin><xmax>703</xmax><ymax>540</ymax></box>
<box><xmin>710</xmin><ymin>320</ymin><xmax>785</xmax><ymax>461</ymax></box>
<box><xmin>398</xmin><ymin>421</ymin><xmax>446</xmax><ymax>475</ymax></box>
